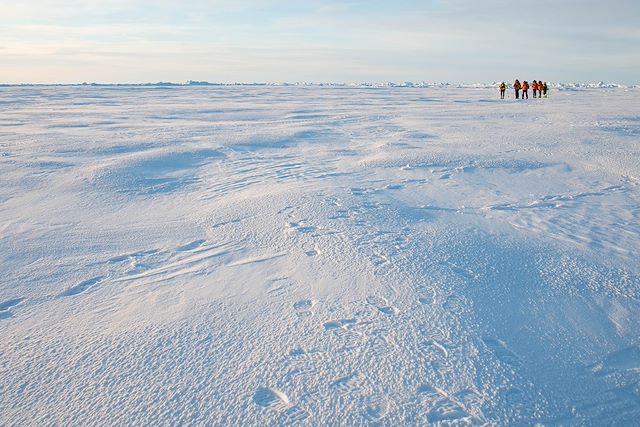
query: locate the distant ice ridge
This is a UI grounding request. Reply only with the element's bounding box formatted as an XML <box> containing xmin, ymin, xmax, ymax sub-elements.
<box><xmin>0</xmin><ymin>80</ymin><xmax>636</xmax><ymax>89</ymax></box>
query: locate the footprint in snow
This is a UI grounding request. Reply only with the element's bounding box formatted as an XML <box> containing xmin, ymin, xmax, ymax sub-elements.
<box><xmin>331</xmin><ymin>372</ymin><xmax>365</xmax><ymax>395</ymax></box>
<box><xmin>418</xmin><ymin>382</ymin><xmax>474</xmax><ymax>422</ymax></box>
<box><xmin>304</xmin><ymin>248</ymin><xmax>319</xmax><ymax>257</ymax></box>
<box><xmin>454</xmin><ymin>389</ymin><xmax>485</xmax><ymax>413</ymax></box>
<box><xmin>323</xmin><ymin>318</ymin><xmax>357</xmax><ymax>330</ymax></box>
<box><xmin>293</xmin><ymin>299</ymin><xmax>316</xmax><ymax>318</ymax></box>
<box><xmin>287</xmin><ymin>347</ymin><xmax>325</xmax><ymax>361</ymax></box>
<box><xmin>368</xmin><ymin>330</ymin><xmax>396</xmax><ymax>357</ymax></box>
<box><xmin>363</xmin><ymin>395</ymin><xmax>393</xmax><ymax>422</ymax></box>
<box><xmin>108</xmin><ymin>248</ymin><xmax>159</xmax><ymax>264</ymax></box>
<box><xmin>175</xmin><ymin>239</ymin><xmax>206</xmax><ymax>252</ymax></box>
<box><xmin>0</xmin><ymin>297</ymin><xmax>26</xmax><ymax>320</ymax></box>
<box><xmin>442</xmin><ymin>294</ymin><xmax>466</xmax><ymax>314</ymax></box>
<box><xmin>427</xmin><ymin>398</ymin><xmax>471</xmax><ymax>424</ymax></box>
<box><xmin>417</xmin><ymin>383</ymin><xmax>446</xmax><ymax>400</ymax></box>
<box><xmin>587</xmin><ymin>345</ymin><xmax>640</xmax><ymax>376</ymax></box>
<box><xmin>266</xmin><ymin>277</ymin><xmax>293</xmax><ymax>297</ymax></box>
<box><xmin>419</xmin><ymin>338</ymin><xmax>449</xmax><ymax>360</ymax></box>
<box><xmin>447</xmin><ymin>263</ymin><xmax>475</xmax><ymax>279</ymax></box>
<box><xmin>253</xmin><ymin>387</ymin><xmax>291</xmax><ymax>411</ymax></box>
<box><xmin>417</xmin><ymin>288</ymin><xmax>436</xmax><ymax>305</ymax></box>
<box><xmin>366</xmin><ymin>295</ymin><xmax>400</xmax><ymax>316</ymax></box>
<box><xmin>385</xmin><ymin>183</ymin><xmax>404</xmax><ymax>190</ymax></box>
<box><xmin>58</xmin><ymin>276</ymin><xmax>104</xmax><ymax>297</ymax></box>
<box><xmin>286</xmin><ymin>221</ymin><xmax>316</xmax><ymax>234</ymax></box>
<box><xmin>281</xmin><ymin>405</ymin><xmax>310</xmax><ymax>423</ymax></box>
<box><xmin>482</xmin><ymin>336</ymin><xmax>522</xmax><ymax>368</ymax></box>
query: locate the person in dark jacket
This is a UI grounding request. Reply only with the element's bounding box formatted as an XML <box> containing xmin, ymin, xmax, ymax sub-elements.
<box><xmin>542</xmin><ymin>82</ymin><xmax>548</xmax><ymax>97</ymax></box>
<box><xmin>499</xmin><ymin>82</ymin><xmax>506</xmax><ymax>99</ymax></box>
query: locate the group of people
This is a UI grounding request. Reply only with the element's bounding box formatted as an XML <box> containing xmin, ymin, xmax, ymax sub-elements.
<box><xmin>499</xmin><ymin>80</ymin><xmax>548</xmax><ymax>99</ymax></box>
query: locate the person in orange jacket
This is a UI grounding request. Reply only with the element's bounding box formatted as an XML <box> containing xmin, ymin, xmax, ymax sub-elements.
<box><xmin>532</xmin><ymin>80</ymin><xmax>538</xmax><ymax>98</ymax></box>
<box><xmin>513</xmin><ymin>79</ymin><xmax>521</xmax><ymax>99</ymax></box>
<box><xmin>522</xmin><ymin>81</ymin><xmax>529</xmax><ymax>99</ymax></box>
<box><xmin>538</xmin><ymin>79</ymin><xmax>544</xmax><ymax>97</ymax></box>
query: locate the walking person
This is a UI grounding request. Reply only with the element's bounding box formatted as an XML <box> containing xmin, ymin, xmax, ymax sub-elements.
<box><xmin>513</xmin><ymin>79</ymin><xmax>521</xmax><ymax>99</ymax></box>
<box><xmin>532</xmin><ymin>80</ymin><xmax>538</xmax><ymax>98</ymax></box>
<box><xmin>522</xmin><ymin>81</ymin><xmax>529</xmax><ymax>99</ymax></box>
<box><xmin>538</xmin><ymin>80</ymin><xmax>543</xmax><ymax>97</ymax></box>
<box><xmin>499</xmin><ymin>82</ymin><xmax>506</xmax><ymax>99</ymax></box>
<box><xmin>542</xmin><ymin>82</ymin><xmax>548</xmax><ymax>98</ymax></box>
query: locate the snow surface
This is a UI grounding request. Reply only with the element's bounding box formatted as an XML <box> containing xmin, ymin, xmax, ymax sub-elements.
<box><xmin>1</xmin><ymin>85</ymin><xmax>640</xmax><ymax>426</ymax></box>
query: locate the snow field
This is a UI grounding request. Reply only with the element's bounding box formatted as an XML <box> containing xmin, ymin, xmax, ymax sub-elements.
<box><xmin>1</xmin><ymin>85</ymin><xmax>639</xmax><ymax>425</ymax></box>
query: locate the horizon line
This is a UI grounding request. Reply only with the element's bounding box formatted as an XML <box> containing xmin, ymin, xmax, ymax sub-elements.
<box><xmin>1</xmin><ymin>81</ymin><xmax>637</xmax><ymax>89</ymax></box>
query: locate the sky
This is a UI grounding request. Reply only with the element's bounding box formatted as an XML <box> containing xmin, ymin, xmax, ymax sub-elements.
<box><xmin>1</xmin><ymin>0</ymin><xmax>639</xmax><ymax>84</ymax></box>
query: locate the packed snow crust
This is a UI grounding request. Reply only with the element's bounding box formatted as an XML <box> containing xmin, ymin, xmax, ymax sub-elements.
<box><xmin>1</xmin><ymin>85</ymin><xmax>640</xmax><ymax>426</ymax></box>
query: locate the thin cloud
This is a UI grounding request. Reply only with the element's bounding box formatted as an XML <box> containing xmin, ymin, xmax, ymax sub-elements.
<box><xmin>0</xmin><ymin>0</ymin><xmax>638</xmax><ymax>84</ymax></box>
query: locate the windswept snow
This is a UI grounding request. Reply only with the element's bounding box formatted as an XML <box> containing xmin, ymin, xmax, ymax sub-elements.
<box><xmin>1</xmin><ymin>85</ymin><xmax>640</xmax><ymax>425</ymax></box>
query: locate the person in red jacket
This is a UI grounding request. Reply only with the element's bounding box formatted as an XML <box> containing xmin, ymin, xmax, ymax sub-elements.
<box><xmin>522</xmin><ymin>81</ymin><xmax>530</xmax><ymax>99</ymax></box>
<box><xmin>532</xmin><ymin>80</ymin><xmax>538</xmax><ymax>98</ymax></box>
<box><xmin>513</xmin><ymin>79</ymin><xmax>521</xmax><ymax>99</ymax></box>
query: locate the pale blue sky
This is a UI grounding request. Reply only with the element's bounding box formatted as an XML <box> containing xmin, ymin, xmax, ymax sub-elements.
<box><xmin>1</xmin><ymin>0</ymin><xmax>638</xmax><ymax>84</ymax></box>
